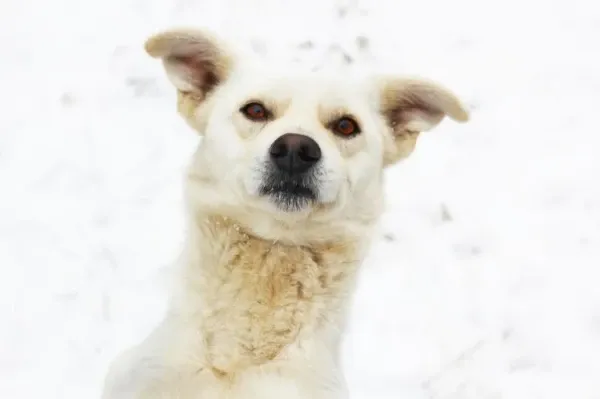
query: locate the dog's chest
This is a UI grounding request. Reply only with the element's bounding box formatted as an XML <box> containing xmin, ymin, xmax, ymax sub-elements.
<box><xmin>187</xmin><ymin>221</ymin><xmax>357</xmax><ymax>374</ymax></box>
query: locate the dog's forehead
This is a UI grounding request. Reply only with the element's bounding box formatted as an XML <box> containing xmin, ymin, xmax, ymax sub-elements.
<box><xmin>231</xmin><ymin>65</ymin><xmax>375</xmax><ymax>108</ymax></box>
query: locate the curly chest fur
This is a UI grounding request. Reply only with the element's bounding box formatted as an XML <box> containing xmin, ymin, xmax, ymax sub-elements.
<box><xmin>182</xmin><ymin>216</ymin><xmax>360</xmax><ymax>374</ymax></box>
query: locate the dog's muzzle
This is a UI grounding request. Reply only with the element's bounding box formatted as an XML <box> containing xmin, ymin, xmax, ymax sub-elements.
<box><xmin>259</xmin><ymin>133</ymin><xmax>321</xmax><ymax>211</ymax></box>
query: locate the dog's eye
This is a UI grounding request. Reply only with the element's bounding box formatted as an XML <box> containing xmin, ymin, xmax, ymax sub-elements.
<box><xmin>332</xmin><ymin>117</ymin><xmax>361</xmax><ymax>137</ymax></box>
<box><xmin>240</xmin><ymin>102</ymin><xmax>270</xmax><ymax>121</ymax></box>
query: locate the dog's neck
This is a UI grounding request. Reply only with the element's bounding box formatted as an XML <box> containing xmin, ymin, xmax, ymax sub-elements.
<box><xmin>173</xmin><ymin>211</ymin><xmax>371</xmax><ymax>374</ymax></box>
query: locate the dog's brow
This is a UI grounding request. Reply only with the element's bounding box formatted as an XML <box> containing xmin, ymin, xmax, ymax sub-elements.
<box><xmin>240</xmin><ymin>95</ymin><xmax>290</xmax><ymax>118</ymax></box>
<box><xmin>318</xmin><ymin>105</ymin><xmax>362</xmax><ymax>128</ymax></box>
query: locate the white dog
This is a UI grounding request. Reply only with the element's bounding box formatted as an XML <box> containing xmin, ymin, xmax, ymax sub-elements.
<box><xmin>101</xmin><ymin>28</ymin><xmax>469</xmax><ymax>399</ymax></box>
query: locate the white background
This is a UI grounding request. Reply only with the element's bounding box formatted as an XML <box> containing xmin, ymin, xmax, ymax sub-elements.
<box><xmin>1</xmin><ymin>0</ymin><xmax>599</xmax><ymax>397</ymax></box>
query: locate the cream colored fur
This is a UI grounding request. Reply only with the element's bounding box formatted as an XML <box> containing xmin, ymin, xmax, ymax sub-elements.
<box><xmin>101</xmin><ymin>28</ymin><xmax>469</xmax><ymax>399</ymax></box>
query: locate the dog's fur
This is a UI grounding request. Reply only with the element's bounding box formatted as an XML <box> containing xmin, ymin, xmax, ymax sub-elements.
<box><xmin>102</xmin><ymin>28</ymin><xmax>469</xmax><ymax>399</ymax></box>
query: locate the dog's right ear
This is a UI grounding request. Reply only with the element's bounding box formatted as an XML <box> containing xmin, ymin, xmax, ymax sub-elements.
<box><xmin>144</xmin><ymin>29</ymin><xmax>233</xmax><ymax>100</ymax></box>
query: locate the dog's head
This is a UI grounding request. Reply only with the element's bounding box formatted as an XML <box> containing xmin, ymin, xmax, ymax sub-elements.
<box><xmin>145</xmin><ymin>29</ymin><xmax>468</xmax><ymax>242</ymax></box>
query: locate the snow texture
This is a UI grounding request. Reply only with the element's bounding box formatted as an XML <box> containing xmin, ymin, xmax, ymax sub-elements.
<box><xmin>1</xmin><ymin>0</ymin><xmax>600</xmax><ymax>398</ymax></box>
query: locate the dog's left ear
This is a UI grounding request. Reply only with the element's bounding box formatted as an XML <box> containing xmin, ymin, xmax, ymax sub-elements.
<box><xmin>377</xmin><ymin>77</ymin><xmax>469</xmax><ymax>166</ymax></box>
<box><xmin>144</xmin><ymin>28</ymin><xmax>233</xmax><ymax>99</ymax></box>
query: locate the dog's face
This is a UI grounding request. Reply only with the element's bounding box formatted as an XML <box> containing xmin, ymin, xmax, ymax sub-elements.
<box><xmin>145</xmin><ymin>29</ymin><xmax>468</xmax><ymax>241</ymax></box>
<box><xmin>195</xmin><ymin>72</ymin><xmax>390</xmax><ymax>215</ymax></box>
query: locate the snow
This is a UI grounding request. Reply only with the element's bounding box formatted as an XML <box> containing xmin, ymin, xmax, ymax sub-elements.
<box><xmin>1</xmin><ymin>0</ymin><xmax>600</xmax><ymax>397</ymax></box>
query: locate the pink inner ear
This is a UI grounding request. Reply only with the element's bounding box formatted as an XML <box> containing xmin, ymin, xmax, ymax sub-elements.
<box><xmin>381</xmin><ymin>78</ymin><xmax>469</xmax><ymax>128</ymax></box>
<box><xmin>405</xmin><ymin>85</ymin><xmax>469</xmax><ymax>123</ymax></box>
<box><xmin>388</xmin><ymin>100</ymin><xmax>441</xmax><ymax>124</ymax></box>
<box><xmin>169</xmin><ymin>55</ymin><xmax>218</xmax><ymax>94</ymax></box>
<box><xmin>402</xmin><ymin>107</ymin><xmax>445</xmax><ymax>132</ymax></box>
<box><xmin>172</xmin><ymin>55</ymin><xmax>206</xmax><ymax>77</ymax></box>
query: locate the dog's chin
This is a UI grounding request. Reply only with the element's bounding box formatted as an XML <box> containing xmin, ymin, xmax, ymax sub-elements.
<box><xmin>259</xmin><ymin>182</ymin><xmax>317</xmax><ymax>213</ymax></box>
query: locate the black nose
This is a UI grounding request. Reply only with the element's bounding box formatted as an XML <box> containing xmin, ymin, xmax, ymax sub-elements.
<box><xmin>269</xmin><ymin>133</ymin><xmax>321</xmax><ymax>175</ymax></box>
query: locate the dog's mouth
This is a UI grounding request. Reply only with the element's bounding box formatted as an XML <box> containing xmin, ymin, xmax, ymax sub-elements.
<box><xmin>259</xmin><ymin>175</ymin><xmax>318</xmax><ymax>212</ymax></box>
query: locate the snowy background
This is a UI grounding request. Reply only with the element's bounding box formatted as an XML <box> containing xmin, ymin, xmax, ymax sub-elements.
<box><xmin>1</xmin><ymin>0</ymin><xmax>600</xmax><ymax>398</ymax></box>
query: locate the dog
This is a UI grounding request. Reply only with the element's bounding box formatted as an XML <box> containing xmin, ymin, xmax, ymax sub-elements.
<box><xmin>101</xmin><ymin>28</ymin><xmax>469</xmax><ymax>399</ymax></box>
